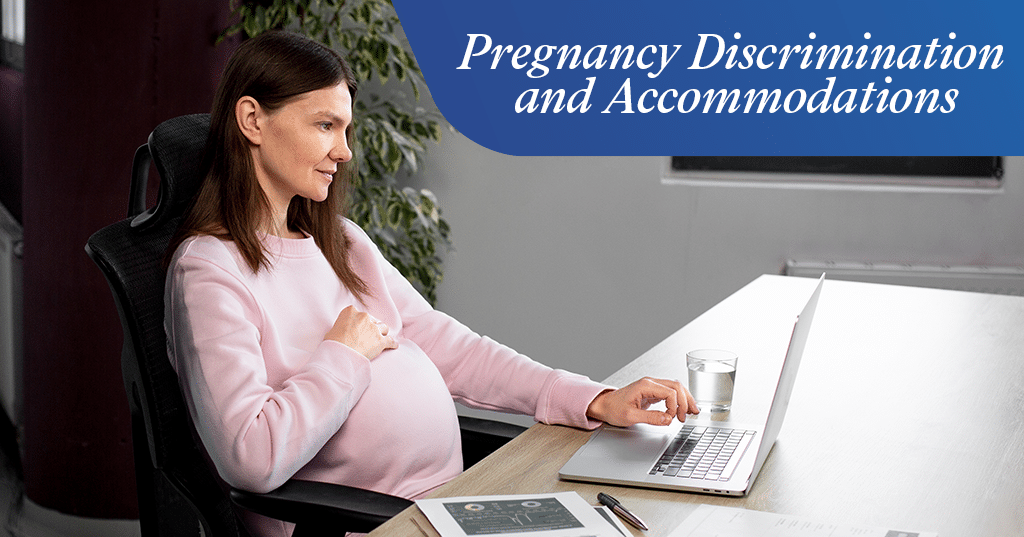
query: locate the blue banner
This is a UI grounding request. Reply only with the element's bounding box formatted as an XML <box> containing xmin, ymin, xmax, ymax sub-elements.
<box><xmin>391</xmin><ymin>0</ymin><xmax>1022</xmax><ymax>156</ymax></box>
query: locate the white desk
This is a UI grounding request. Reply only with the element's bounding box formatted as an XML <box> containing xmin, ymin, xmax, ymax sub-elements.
<box><xmin>370</xmin><ymin>275</ymin><xmax>1024</xmax><ymax>536</ymax></box>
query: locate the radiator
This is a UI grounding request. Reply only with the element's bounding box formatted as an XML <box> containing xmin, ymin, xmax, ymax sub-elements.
<box><xmin>0</xmin><ymin>203</ymin><xmax>22</xmax><ymax>428</ymax></box>
<box><xmin>784</xmin><ymin>260</ymin><xmax>1024</xmax><ymax>296</ymax></box>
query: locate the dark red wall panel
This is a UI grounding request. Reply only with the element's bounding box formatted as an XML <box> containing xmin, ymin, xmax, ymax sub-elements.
<box><xmin>21</xmin><ymin>0</ymin><xmax>235</xmax><ymax>518</ymax></box>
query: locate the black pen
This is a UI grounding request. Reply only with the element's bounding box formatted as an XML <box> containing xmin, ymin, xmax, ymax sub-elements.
<box><xmin>597</xmin><ymin>492</ymin><xmax>649</xmax><ymax>531</ymax></box>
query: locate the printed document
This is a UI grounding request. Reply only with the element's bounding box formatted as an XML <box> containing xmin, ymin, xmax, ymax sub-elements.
<box><xmin>416</xmin><ymin>491</ymin><xmax>621</xmax><ymax>537</ymax></box>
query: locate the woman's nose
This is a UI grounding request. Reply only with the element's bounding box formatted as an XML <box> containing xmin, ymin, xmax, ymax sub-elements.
<box><xmin>330</xmin><ymin>135</ymin><xmax>352</xmax><ymax>162</ymax></box>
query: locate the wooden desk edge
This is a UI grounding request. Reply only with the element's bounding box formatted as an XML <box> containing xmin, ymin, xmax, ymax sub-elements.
<box><xmin>369</xmin><ymin>423</ymin><xmax>596</xmax><ymax>536</ymax></box>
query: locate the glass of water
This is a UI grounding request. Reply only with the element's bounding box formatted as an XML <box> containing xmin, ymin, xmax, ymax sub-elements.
<box><xmin>686</xmin><ymin>349</ymin><xmax>738</xmax><ymax>412</ymax></box>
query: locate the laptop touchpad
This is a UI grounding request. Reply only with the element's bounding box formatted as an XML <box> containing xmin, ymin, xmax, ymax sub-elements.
<box><xmin>589</xmin><ymin>426</ymin><xmax>671</xmax><ymax>463</ymax></box>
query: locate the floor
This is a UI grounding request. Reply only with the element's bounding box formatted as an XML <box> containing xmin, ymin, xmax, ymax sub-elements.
<box><xmin>0</xmin><ymin>416</ymin><xmax>141</xmax><ymax>537</ymax></box>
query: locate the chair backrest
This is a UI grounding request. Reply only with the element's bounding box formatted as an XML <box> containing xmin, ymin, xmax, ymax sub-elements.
<box><xmin>86</xmin><ymin>114</ymin><xmax>246</xmax><ymax>536</ymax></box>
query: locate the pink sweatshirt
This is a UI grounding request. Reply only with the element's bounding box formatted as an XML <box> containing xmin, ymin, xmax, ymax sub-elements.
<box><xmin>164</xmin><ymin>220</ymin><xmax>609</xmax><ymax>535</ymax></box>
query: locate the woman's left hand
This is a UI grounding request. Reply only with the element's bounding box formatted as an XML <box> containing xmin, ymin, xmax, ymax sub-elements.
<box><xmin>585</xmin><ymin>377</ymin><xmax>699</xmax><ymax>427</ymax></box>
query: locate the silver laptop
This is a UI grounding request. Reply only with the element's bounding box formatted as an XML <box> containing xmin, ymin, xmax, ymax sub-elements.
<box><xmin>559</xmin><ymin>275</ymin><xmax>825</xmax><ymax>496</ymax></box>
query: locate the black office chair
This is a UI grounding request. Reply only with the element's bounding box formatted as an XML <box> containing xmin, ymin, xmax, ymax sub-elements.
<box><xmin>85</xmin><ymin>114</ymin><xmax>526</xmax><ymax>536</ymax></box>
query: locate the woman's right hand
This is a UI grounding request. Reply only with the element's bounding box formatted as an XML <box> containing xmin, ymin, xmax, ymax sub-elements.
<box><xmin>324</xmin><ymin>306</ymin><xmax>398</xmax><ymax>360</ymax></box>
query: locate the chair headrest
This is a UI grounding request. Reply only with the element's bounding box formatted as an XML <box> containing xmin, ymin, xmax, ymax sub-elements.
<box><xmin>131</xmin><ymin>114</ymin><xmax>211</xmax><ymax>231</ymax></box>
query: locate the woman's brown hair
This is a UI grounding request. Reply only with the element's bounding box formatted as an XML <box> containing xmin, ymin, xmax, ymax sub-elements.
<box><xmin>167</xmin><ymin>30</ymin><xmax>369</xmax><ymax>299</ymax></box>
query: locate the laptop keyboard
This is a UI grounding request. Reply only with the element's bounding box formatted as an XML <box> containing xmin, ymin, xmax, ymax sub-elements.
<box><xmin>649</xmin><ymin>425</ymin><xmax>756</xmax><ymax>482</ymax></box>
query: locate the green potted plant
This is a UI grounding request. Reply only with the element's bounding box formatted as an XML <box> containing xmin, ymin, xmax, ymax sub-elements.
<box><xmin>221</xmin><ymin>0</ymin><xmax>452</xmax><ymax>305</ymax></box>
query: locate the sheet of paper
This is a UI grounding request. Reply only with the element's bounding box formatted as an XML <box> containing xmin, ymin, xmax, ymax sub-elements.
<box><xmin>416</xmin><ymin>491</ymin><xmax>620</xmax><ymax>537</ymax></box>
<box><xmin>670</xmin><ymin>505</ymin><xmax>938</xmax><ymax>537</ymax></box>
<box><xmin>593</xmin><ymin>506</ymin><xmax>631</xmax><ymax>537</ymax></box>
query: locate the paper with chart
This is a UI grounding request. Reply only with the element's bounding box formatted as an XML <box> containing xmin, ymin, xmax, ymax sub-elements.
<box><xmin>416</xmin><ymin>491</ymin><xmax>620</xmax><ymax>537</ymax></box>
<box><xmin>670</xmin><ymin>504</ymin><xmax>938</xmax><ymax>537</ymax></box>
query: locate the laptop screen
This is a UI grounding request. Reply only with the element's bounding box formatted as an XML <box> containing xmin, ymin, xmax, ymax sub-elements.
<box><xmin>748</xmin><ymin>275</ymin><xmax>825</xmax><ymax>475</ymax></box>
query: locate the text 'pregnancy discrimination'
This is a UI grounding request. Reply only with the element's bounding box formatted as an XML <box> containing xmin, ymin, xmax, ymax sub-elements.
<box><xmin>456</xmin><ymin>32</ymin><xmax>1004</xmax><ymax>115</ymax></box>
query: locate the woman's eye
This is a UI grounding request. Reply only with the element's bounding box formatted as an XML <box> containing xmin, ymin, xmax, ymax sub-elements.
<box><xmin>319</xmin><ymin>122</ymin><xmax>332</xmax><ymax>130</ymax></box>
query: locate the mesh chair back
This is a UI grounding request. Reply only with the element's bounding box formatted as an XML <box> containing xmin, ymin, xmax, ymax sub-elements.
<box><xmin>86</xmin><ymin>114</ymin><xmax>245</xmax><ymax>536</ymax></box>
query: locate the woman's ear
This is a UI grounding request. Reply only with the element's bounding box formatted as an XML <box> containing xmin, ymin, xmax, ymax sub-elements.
<box><xmin>235</xmin><ymin>96</ymin><xmax>263</xmax><ymax>145</ymax></box>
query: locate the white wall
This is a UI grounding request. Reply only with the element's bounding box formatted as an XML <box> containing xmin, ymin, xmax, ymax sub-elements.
<box><xmin>0</xmin><ymin>202</ymin><xmax>20</xmax><ymax>429</ymax></box>
<box><xmin>411</xmin><ymin>132</ymin><xmax>1024</xmax><ymax>419</ymax></box>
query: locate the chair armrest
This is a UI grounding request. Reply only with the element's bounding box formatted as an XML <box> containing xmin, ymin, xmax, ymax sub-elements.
<box><xmin>230</xmin><ymin>479</ymin><xmax>413</xmax><ymax>535</ymax></box>
<box><xmin>458</xmin><ymin>416</ymin><xmax>529</xmax><ymax>469</ymax></box>
<box><xmin>231</xmin><ymin>417</ymin><xmax>526</xmax><ymax>535</ymax></box>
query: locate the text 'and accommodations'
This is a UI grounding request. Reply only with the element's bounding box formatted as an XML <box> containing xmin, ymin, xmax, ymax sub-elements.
<box><xmin>456</xmin><ymin>32</ymin><xmax>1003</xmax><ymax>115</ymax></box>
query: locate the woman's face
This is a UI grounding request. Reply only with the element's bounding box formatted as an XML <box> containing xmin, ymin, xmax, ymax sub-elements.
<box><xmin>247</xmin><ymin>83</ymin><xmax>353</xmax><ymax>212</ymax></box>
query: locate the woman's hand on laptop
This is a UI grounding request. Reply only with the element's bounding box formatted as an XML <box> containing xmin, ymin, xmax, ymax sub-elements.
<box><xmin>586</xmin><ymin>377</ymin><xmax>700</xmax><ymax>427</ymax></box>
